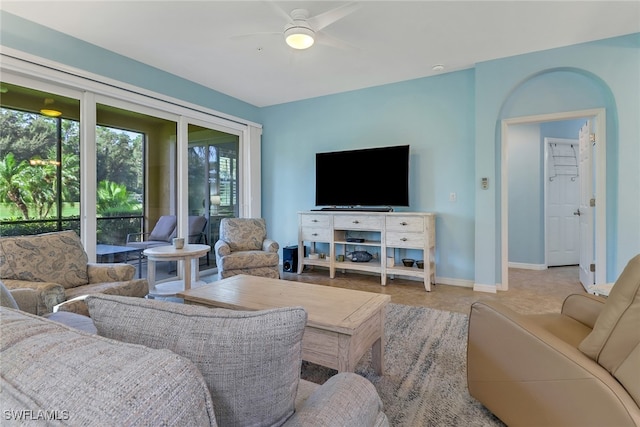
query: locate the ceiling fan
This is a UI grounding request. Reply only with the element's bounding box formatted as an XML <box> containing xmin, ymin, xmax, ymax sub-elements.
<box><xmin>238</xmin><ymin>2</ymin><xmax>361</xmax><ymax>51</ymax></box>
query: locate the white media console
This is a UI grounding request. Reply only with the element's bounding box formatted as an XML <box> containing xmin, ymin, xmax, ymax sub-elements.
<box><xmin>297</xmin><ymin>211</ymin><xmax>436</xmax><ymax>291</ymax></box>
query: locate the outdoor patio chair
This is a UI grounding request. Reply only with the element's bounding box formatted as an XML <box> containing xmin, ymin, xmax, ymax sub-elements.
<box><xmin>126</xmin><ymin>215</ymin><xmax>176</xmax><ymax>251</ymax></box>
<box><xmin>188</xmin><ymin>215</ymin><xmax>210</xmax><ymax>265</ymax></box>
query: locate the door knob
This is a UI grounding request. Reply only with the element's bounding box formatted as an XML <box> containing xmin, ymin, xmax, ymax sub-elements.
<box><xmin>573</xmin><ymin>209</ymin><xmax>581</xmax><ymax>216</ymax></box>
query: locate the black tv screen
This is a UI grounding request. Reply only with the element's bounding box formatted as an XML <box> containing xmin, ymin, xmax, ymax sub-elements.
<box><xmin>315</xmin><ymin>145</ymin><xmax>410</xmax><ymax>207</ymax></box>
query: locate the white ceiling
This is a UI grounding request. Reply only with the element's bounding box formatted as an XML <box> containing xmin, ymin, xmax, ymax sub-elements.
<box><xmin>2</xmin><ymin>1</ymin><xmax>639</xmax><ymax>107</ymax></box>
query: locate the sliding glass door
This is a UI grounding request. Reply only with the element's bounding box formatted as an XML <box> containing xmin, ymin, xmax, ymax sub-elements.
<box><xmin>188</xmin><ymin>123</ymin><xmax>240</xmax><ymax>268</ymax></box>
<box><xmin>94</xmin><ymin>102</ymin><xmax>177</xmax><ymax>251</ymax></box>
<box><xmin>1</xmin><ymin>61</ymin><xmax>262</xmax><ymax>282</ymax></box>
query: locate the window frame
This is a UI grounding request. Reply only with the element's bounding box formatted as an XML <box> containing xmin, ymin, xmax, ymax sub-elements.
<box><xmin>1</xmin><ymin>49</ymin><xmax>262</xmax><ymax>261</ymax></box>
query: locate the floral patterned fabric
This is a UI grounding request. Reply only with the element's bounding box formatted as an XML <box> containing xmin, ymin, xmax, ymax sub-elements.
<box><xmin>0</xmin><ymin>279</ymin><xmax>65</xmax><ymax>315</ymax></box>
<box><xmin>87</xmin><ymin>262</ymin><xmax>135</xmax><ymax>282</ymax></box>
<box><xmin>0</xmin><ymin>230</ymin><xmax>89</xmax><ymax>288</ymax></box>
<box><xmin>60</xmin><ymin>279</ymin><xmax>149</xmax><ymax>317</ymax></box>
<box><xmin>215</xmin><ymin>218</ymin><xmax>280</xmax><ymax>279</ymax></box>
<box><xmin>217</xmin><ymin>251</ymin><xmax>280</xmax><ymax>271</ymax></box>
<box><xmin>219</xmin><ymin>218</ymin><xmax>268</xmax><ymax>251</ymax></box>
<box><xmin>219</xmin><ymin>267</ymin><xmax>280</xmax><ymax>280</ymax></box>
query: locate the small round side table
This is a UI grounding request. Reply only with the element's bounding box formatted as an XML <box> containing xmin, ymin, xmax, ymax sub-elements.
<box><xmin>143</xmin><ymin>244</ymin><xmax>210</xmax><ymax>296</ymax></box>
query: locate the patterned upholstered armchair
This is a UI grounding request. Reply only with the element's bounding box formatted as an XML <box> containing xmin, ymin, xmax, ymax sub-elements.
<box><xmin>0</xmin><ymin>231</ymin><xmax>148</xmax><ymax>316</ymax></box>
<box><xmin>214</xmin><ymin>218</ymin><xmax>280</xmax><ymax>279</ymax></box>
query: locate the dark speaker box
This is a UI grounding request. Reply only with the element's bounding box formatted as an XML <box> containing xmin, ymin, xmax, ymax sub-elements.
<box><xmin>282</xmin><ymin>245</ymin><xmax>299</xmax><ymax>272</ymax></box>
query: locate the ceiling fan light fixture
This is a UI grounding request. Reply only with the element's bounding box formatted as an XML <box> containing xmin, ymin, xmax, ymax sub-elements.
<box><xmin>285</xmin><ymin>26</ymin><xmax>315</xmax><ymax>50</ymax></box>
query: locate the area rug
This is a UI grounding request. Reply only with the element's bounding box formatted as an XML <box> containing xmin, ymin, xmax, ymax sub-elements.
<box><xmin>300</xmin><ymin>303</ymin><xmax>505</xmax><ymax>427</ymax></box>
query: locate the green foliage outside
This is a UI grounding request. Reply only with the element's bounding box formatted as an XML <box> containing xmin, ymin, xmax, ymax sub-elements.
<box><xmin>0</xmin><ymin>107</ymin><xmax>144</xmax><ymax>243</ymax></box>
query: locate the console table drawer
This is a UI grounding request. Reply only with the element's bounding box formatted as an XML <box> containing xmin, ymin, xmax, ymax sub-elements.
<box><xmin>385</xmin><ymin>216</ymin><xmax>423</xmax><ymax>232</ymax></box>
<box><xmin>298</xmin><ymin>211</ymin><xmax>436</xmax><ymax>291</ymax></box>
<box><xmin>334</xmin><ymin>215</ymin><xmax>383</xmax><ymax>230</ymax></box>
<box><xmin>300</xmin><ymin>214</ymin><xmax>331</xmax><ymax>228</ymax></box>
<box><xmin>301</xmin><ymin>227</ymin><xmax>331</xmax><ymax>242</ymax></box>
<box><xmin>386</xmin><ymin>231</ymin><xmax>425</xmax><ymax>248</ymax></box>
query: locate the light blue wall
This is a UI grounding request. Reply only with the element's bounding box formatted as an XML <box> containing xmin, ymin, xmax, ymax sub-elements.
<box><xmin>2</xmin><ymin>10</ymin><xmax>638</xmax><ymax>284</ymax></box>
<box><xmin>261</xmin><ymin>71</ymin><xmax>477</xmax><ymax>281</ymax></box>
<box><xmin>508</xmin><ymin>124</ymin><xmax>543</xmax><ymax>264</ymax></box>
<box><xmin>0</xmin><ymin>11</ymin><xmax>261</xmax><ymax>123</ymax></box>
<box><xmin>475</xmin><ymin>34</ymin><xmax>640</xmax><ymax>284</ymax></box>
<box><xmin>541</xmin><ymin>120</ymin><xmax>585</xmax><ymax>140</ymax></box>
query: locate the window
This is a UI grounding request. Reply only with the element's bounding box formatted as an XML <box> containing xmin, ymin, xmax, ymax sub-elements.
<box><xmin>95</xmin><ymin>124</ymin><xmax>144</xmax><ymax>245</ymax></box>
<box><xmin>0</xmin><ymin>82</ymin><xmax>80</xmax><ymax>236</ymax></box>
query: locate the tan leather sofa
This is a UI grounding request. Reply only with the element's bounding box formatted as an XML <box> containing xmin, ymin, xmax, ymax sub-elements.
<box><xmin>0</xmin><ymin>230</ymin><xmax>148</xmax><ymax>316</ymax></box>
<box><xmin>467</xmin><ymin>254</ymin><xmax>640</xmax><ymax>427</ymax></box>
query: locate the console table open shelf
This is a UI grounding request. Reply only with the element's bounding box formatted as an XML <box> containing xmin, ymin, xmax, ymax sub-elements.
<box><xmin>297</xmin><ymin>211</ymin><xmax>436</xmax><ymax>291</ymax></box>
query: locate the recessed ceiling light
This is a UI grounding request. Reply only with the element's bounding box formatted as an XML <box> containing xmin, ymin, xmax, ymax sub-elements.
<box><xmin>432</xmin><ymin>64</ymin><xmax>445</xmax><ymax>72</ymax></box>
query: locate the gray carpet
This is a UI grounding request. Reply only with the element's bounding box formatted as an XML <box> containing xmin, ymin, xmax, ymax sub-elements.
<box><xmin>300</xmin><ymin>303</ymin><xmax>505</xmax><ymax>427</ymax></box>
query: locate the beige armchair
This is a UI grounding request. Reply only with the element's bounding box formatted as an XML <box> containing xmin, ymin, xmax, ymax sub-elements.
<box><xmin>467</xmin><ymin>254</ymin><xmax>640</xmax><ymax>427</ymax></box>
<box><xmin>0</xmin><ymin>230</ymin><xmax>148</xmax><ymax>316</ymax></box>
<box><xmin>214</xmin><ymin>218</ymin><xmax>279</xmax><ymax>279</ymax></box>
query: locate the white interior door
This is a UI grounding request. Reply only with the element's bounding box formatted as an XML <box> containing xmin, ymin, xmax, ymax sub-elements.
<box><xmin>579</xmin><ymin>120</ymin><xmax>595</xmax><ymax>289</ymax></box>
<box><xmin>546</xmin><ymin>140</ymin><xmax>580</xmax><ymax>266</ymax></box>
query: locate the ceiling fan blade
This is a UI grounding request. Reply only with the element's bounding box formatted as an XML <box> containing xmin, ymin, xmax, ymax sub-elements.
<box><xmin>230</xmin><ymin>31</ymin><xmax>281</xmax><ymax>41</ymax></box>
<box><xmin>315</xmin><ymin>32</ymin><xmax>358</xmax><ymax>51</ymax></box>
<box><xmin>265</xmin><ymin>0</ymin><xmax>294</xmax><ymax>23</ymax></box>
<box><xmin>308</xmin><ymin>2</ymin><xmax>360</xmax><ymax>31</ymax></box>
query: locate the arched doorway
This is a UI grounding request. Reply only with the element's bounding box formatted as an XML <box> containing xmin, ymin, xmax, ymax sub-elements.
<box><xmin>498</xmin><ymin>69</ymin><xmax>617</xmax><ymax>291</ymax></box>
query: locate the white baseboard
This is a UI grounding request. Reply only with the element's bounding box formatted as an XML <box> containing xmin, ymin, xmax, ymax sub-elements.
<box><xmin>473</xmin><ymin>283</ymin><xmax>498</xmax><ymax>293</ymax></box>
<box><xmin>389</xmin><ymin>274</ymin><xmax>475</xmax><ymax>289</ymax></box>
<box><xmin>289</xmin><ymin>268</ymin><xmax>477</xmax><ymax>290</ymax></box>
<box><xmin>435</xmin><ymin>276</ymin><xmax>475</xmax><ymax>288</ymax></box>
<box><xmin>508</xmin><ymin>262</ymin><xmax>547</xmax><ymax>270</ymax></box>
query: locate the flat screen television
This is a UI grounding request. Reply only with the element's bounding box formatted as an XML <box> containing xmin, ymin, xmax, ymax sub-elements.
<box><xmin>315</xmin><ymin>145</ymin><xmax>410</xmax><ymax>209</ymax></box>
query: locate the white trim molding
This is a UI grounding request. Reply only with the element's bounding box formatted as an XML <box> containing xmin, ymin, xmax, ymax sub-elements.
<box><xmin>436</xmin><ymin>276</ymin><xmax>475</xmax><ymax>289</ymax></box>
<box><xmin>473</xmin><ymin>283</ymin><xmax>498</xmax><ymax>293</ymax></box>
<box><xmin>508</xmin><ymin>262</ymin><xmax>547</xmax><ymax>270</ymax></box>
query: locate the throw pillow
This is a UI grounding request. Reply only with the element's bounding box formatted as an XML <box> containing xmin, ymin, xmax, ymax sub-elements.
<box><xmin>86</xmin><ymin>294</ymin><xmax>307</xmax><ymax>427</ymax></box>
<box><xmin>579</xmin><ymin>254</ymin><xmax>640</xmax><ymax>406</ymax></box>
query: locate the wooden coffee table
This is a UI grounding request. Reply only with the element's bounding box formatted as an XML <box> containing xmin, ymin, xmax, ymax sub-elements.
<box><xmin>177</xmin><ymin>274</ymin><xmax>391</xmax><ymax>374</ymax></box>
